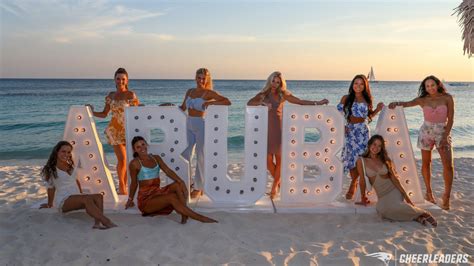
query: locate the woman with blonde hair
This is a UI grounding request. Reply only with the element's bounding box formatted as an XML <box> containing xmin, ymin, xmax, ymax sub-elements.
<box><xmin>247</xmin><ymin>71</ymin><xmax>329</xmax><ymax>198</ymax></box>
<box><xmin>180</xmin><ymin>68</ymin><xmax>231</xmax><ymax>198</ymax></box>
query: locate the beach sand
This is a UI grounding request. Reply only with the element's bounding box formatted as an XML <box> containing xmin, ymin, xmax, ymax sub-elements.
<box><xmin>0</xmin><ymin>158</ymin><xmax>472</xmax><ymax>265</ymax></box>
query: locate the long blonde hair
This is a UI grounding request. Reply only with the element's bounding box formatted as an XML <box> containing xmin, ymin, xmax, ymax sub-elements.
<box><xmin>196</xmin><ymin>68</ymin><xmax>213</xmax><ymax>90</ymax></box>
<box><xmin>259</xmin><ymin>71</ymin><xmax>291</xmax><ymax>97</ymax></box>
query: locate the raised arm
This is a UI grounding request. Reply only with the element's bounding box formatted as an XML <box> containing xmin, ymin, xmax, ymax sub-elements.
<box><xmin>125</xmin><ymin>160</ymin><xmax>139</xmax><ymax>209</ymax></box>
<box><xmin>388</xmin><ymin>97</ymin><xmax>422</xmax><ymax>109</ymax></box>
<box><xmin>283</xmin><ymin>93</ymin><xmax>328</xmax><ymax>105</ymax></box>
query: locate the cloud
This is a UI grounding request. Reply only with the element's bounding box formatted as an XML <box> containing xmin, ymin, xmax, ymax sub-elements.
<box><xmin>193</xmin><ymin>35</ymin><xmax>257</xmax><ymax>43</ymax></box>
<box><xmin>3</xmin><ymin>0</ymin><xmax>170</xmax><ymax>44</ymax></box>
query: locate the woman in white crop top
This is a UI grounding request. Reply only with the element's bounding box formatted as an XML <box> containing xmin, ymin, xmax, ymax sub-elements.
<box><xmin>179</xmin><ymin>68</ymin><xmax>231</xmax><ymax>198</ymax></box>
<box><xmin>40</xmin><ymin>141</ymin><xmax>117</xmax><ymax>229</ymax></box>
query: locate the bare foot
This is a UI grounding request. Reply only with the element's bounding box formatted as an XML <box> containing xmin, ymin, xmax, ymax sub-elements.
<box><xmin>190</xmin><ymin>190</ymin><xmax>202</xmax><ymax>199</ymax></box>
<box><xmin>202</xmin><ymin>217</ymin><xmax>218</xmax><ymax>223</ymax></box>
<box><xmin>92</xmin><ymin>224</ymin><xmax>107</xmax><ymax>230</ymax></box>
<box><xmin>441</xmin><ymin>195</ymin><xmax>450</xmax><ymax>210</ymax></box>
<box><xmin>424</xmin><ymin>192</ymin><xmax>436</xmax><ymax>204</ymax></box>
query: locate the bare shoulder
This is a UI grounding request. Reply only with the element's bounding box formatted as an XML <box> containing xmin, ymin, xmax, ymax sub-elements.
<box><xmin>339</xmin><ymin>95</ymin><xmax>348</xmax><ymax>104</ymax></box>
<box><xmin>129</xmin><ymin>158</ymin><xmax>140</xmax><ymax>170</ymax></box>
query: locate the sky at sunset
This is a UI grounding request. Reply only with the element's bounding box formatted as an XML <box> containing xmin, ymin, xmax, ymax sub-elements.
<box><xmin>0</xmin><ymin>0</ymin><xmax>472</xmax><ymax>81</ymax></box>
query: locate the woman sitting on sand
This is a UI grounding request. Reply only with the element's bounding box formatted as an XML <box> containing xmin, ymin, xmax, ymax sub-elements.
<box><xmin>125</xmin><ymin>136</ymin><xmax>217</xmax><ymax>223</ymax></box>
<box><xmin>356</xmin><ymin>135</ymin><xmax>437</xmax><ymax>227</ymax></box>
<box><xmin>40</xmin><ymin>141</ymin><xmax>117</xmax><ymax>229</ymax></box>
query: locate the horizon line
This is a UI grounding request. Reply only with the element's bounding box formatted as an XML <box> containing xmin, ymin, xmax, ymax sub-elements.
<box><xmin>1</xmin><ymin>78</ymin><xmax>472</xmax><ymax>83</ymax></box>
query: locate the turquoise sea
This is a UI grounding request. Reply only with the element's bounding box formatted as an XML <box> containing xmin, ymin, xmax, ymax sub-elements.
<box><xmin>0</xmin><ymin>79</ymin><xmax>472</xmax><ymax>162</ymax></box>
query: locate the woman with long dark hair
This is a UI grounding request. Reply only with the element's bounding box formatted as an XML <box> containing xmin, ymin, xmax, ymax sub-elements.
<box><xmin>389</xmin><ymin>75</ymin><xmax>454</xmax><ymax>210</ymax></box>
<box><xmin>87</xmin><ymin>68</ymin><xmax>140</xmax><ymax>195</ymax></box>
<box><xmin>356</xmin><ymin>135</ymin><xmax>437</xmax><ymax>227</ymax></box>
<box><xmin>40</xmin><ymin>141</ymin><xmax>117</xmax><ymax>229</ymax></box>
<box><xmin>125</xmin><ymin>136</ymin><xmax>217</xmax><ymax>223</ymax></box>
<box><xmin>338</xmin><ymin>74</ymin><xmax>383</xmax><ymax>200</ymax></box>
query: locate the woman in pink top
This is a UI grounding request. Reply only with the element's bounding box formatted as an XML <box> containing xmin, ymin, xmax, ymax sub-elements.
<box><xmin>388</xmin><ymin>75</ymin><xmax>454</xmax><ymax>210</ymax></box>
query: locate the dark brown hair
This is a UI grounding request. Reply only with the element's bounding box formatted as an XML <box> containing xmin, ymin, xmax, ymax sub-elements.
<box><xmin>343</xmin><ymin>74</ymin><xmax>376</xmax><ymax>123</ymax></box>
<box><xmin>361</xmin><ymin>135</ymin><xmax>398</xmax><ymax>177</ymax></box>
<box><xmin>131</xmin><ymin>136</ymin><xmax>147</xmax><ymax>158</ymax></box>
<box><xmin>41</xmin><ymin>141</ymin><xmax>74</xmax><ymax>181</ymax></box>
<box><xmin>418</xmin><ymin>75</ymin><xmax>447</xmax><ymax>98</ymax></box>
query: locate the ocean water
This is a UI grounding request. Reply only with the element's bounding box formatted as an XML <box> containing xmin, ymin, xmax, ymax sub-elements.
<box><xmin>0</xmin><ymin>79</ymin><xmax>472</xmax><ymax>163</ymax></box>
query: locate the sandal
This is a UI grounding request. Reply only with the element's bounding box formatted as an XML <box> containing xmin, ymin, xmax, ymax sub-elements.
<box><xmin>424</xmin><ymin>214</ymin><xmax>438</xmax><ymax>227</ymax></box>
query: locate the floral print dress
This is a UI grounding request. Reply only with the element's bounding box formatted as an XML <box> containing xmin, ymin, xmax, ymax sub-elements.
<box><xmin>104</xmin><ymin>97</ymin><xmax>139</xmax><ymax>145</ymax></box>
<box><xmin>337</xmin><ymin>102</ymin><xmax>370</xmax><ymax>173</ymax></box>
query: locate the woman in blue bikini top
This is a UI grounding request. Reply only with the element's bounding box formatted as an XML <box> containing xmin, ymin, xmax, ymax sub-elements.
<box><xmin>126</xmin><ymin>136</ymin><xmax>218</xmax><ymax>223</ymax></box>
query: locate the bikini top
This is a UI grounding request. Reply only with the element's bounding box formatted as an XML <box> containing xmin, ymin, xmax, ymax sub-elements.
<box><xmin>137</xmin><ymin>155</ymin><xmax>160</xmax><ymax>181</ymax></box>
<box><xmin>337</xmin><ymin>102</ymin><xmax>368</xmax><ymax>119</ymax></box>
<box><xmin>185</xmin><ymin>90</ymin><xmax>208</xmax><ymax>112</ymax></box>
<box><xmin>423</xmin><ymin>105</ymin><xmax>447</xmax><ymax>123</ymax></box>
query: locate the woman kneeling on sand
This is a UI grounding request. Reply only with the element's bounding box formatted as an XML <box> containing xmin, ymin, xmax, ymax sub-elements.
<box><xmin>125</xmin><ymin>136</ymin><xmax>217</xmax><ymax>223</ymax></box>
<box><xmin>356</xmin><ymin>135</ymin><xmax>437</xmax><ymax>227</ymax></box>
<box><xmin>40</xmin><ymin>141</ymin><xmax>117</xmax><ymax>229</ymax></box>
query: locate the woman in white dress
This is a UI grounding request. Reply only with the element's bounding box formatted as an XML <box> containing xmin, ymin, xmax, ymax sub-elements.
<box><xmin>40</xmin><ymin>141</ymin><xmax>117</xmax><ymax>229</ymax></box>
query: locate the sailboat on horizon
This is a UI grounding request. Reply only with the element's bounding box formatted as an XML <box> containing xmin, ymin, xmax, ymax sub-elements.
<box><xmin>367</xmin><ymin>66</ymin><xmax>377</xmax><ymax>83</ymax></box>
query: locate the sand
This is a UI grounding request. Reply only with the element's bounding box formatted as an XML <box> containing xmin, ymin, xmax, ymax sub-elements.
<box><xmin>0</xmin><ymin>158</ymin><xmax>472</xmax><ymax>265</ymax></box>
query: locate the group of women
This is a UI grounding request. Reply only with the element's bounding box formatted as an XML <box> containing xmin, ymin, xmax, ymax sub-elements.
<box><xmin>40</xmin><ymin>68</ymin><xmax>454</xmax><ymax>229</ymax></box>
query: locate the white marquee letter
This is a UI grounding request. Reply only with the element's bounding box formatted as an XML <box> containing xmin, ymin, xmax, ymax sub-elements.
<box><xmin>280</xmin><ymin>105</ymin><xmax>345</xmax><ymax>204</ymax></box>
<box><xmin>63</xmin><ymin>106</ymin><xmax>118</xmax><ymax>203</ymax></box>
<box><xmin>203</xmin><ymin>106</ymin><xmax>268</xmax><ymax>205</ymax></box>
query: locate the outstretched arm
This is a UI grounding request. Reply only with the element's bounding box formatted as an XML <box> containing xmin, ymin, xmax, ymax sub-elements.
<box><xmin>203</xmin><ymin>90</ymin><xmax>232</xmax><ymax>108</ymax></box>
<box><xmin>284</xmin><ymin>93</ymin><xmax>328</xmax><ymax>105</ymax></box>
<box><xmin>388</xmin><ymin>97</ymin><xmax>421</xmax><ymax>109</ymax></box>
<box><xmin>247</xmin><ymin>92</ymin><xmax>267</xmax><ymax>106</ymax></box>
<box><xmin>86</xmin><ymin>94</ymin><xmax>112</xmax><ymax>118</ymax></box>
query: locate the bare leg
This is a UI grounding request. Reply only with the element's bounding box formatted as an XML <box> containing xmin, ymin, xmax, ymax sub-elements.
<box><xmin>143</xmin><ymin>194</ymin><xmax>217</xmax><ymax>223</ymax></box>
<box><xmin>421</xmin><ymin>150</ymin><xmax>436</xmax><ymax>203</ymax></box>
<box><xmin>345</xmin><ymin>167</ymin><xmax>359</xmax><ymax>200</ymax></box>
<box><xmin>437</xmin><ymin>146</ymin><xmax>454</xmax><ymax>210</ymax></box>
<box><xmin>168</xmin><ymin>183</ymin><xmax>188</xmax><ymax>223</ymax></box>
<box><xmin>113</xmin><ymin>144</ymin><xmax>128</xmax><ymax>195</ymax></box>
<box><xmin>62</xmin><ymin>195</ymin><xmax>117</xmax><ymax>229</ymax></box>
